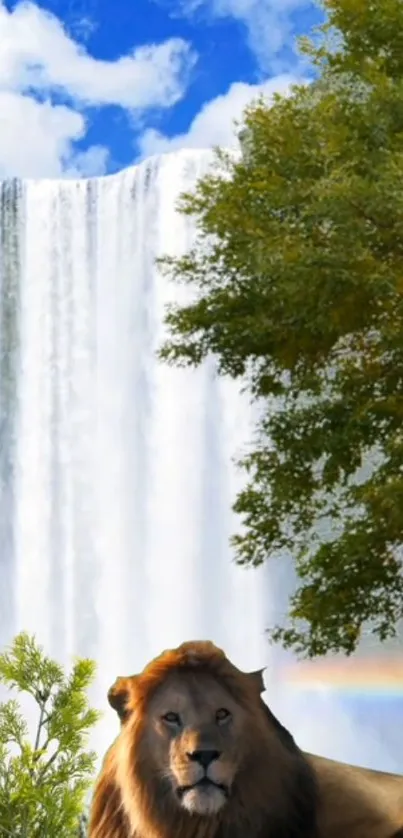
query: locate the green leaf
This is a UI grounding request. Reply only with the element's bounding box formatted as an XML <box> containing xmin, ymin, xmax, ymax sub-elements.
<box><xmin>159</xmin><ymin>0</ymin><xmax>403</xmax><ymax>657</ymax></box>
<box><xmin>0</xmin><ymin>633</ymin><xmax>99</xmax><ymax>838</ymax></box>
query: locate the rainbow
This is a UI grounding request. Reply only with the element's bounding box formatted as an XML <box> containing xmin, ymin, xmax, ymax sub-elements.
<box><xmin>281</xmin><ymin>656</ymin><xmax>403</xmax><ymax>698</ymax></box>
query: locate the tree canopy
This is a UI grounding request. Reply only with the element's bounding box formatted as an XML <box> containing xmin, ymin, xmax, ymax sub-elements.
<box><xmin>159</xmin><ymin>0</ymin><xmax>403</xmax><ymax>657</ymax></box>
<box><xmin>0</xmin><ymin>632</ymin><xmax>99</xmax><ymax>838</ymax></box>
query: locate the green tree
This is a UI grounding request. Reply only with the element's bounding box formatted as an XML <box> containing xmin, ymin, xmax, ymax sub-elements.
<box><xmin>159</xmin><ymin>0</ymin><xmax>403</xmax><ymax>658</ymax></box>
<box><xmin>0</xmin><ymin>632</ymin><xmax>99</xmax><ymax>838</ymax></box>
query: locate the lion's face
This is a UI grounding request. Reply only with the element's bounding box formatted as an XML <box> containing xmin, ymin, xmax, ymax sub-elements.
<box><xmin>139</xmin><ymin>671</ymin><xmax>250</xmax><ymax>817</ymax></box>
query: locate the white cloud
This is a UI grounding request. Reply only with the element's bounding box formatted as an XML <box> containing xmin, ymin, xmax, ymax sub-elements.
<box><xmin>0</xmin><ymin>91</ymin><xmax>86</xmax><ymax>178</ymax></box>
<box><xmin>0</xmin><ymin>91</ymin><xmax>109</xmax><ymax>179</ymax></box>
<box><xmin>0</xmin><ymin>2</ymin><xmax>195</xmax><ymax>108</ymax></box>
<box><xmin>0</xmin><ymin>0</ymin><xmax>195</xmax><ymax>178</ymax></box>
<box><xmin>65</xmin><ymin>145</ymin><xmax>110</xmax><ymax>178</ymax></box>
<box><xmin>138</xmin><ymin>73</ymin><xmax>306</xmax><ymax>158</ymax></box>
<box><xmin>164</xmin><ymin>0</ymin><xmax>313</xmax><ymax>71</ymax></box>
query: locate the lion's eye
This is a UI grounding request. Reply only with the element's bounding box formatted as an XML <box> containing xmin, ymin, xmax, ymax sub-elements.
<box><xmin>216</xmin><ymin>708</ymin><xmax>231</xmax><ymax>724</ymax></box>
<box><xmin>161</xmin><ymin>711</ymin><xmax>181</xmax><ymax>726</ymax></box>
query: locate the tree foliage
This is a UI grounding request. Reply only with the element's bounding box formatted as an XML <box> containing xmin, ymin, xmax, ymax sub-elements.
<box><xmin>0</xmin><ymin>632</ymin><xmax>99</xmax><ymax>838</ymax></box>
<box><xmin>159</xmin><ymin>0</ymin><xmax>403</xmax><ymax>657</ymax></box>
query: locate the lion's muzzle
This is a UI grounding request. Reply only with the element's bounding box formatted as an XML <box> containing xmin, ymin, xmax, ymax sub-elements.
<box><xmin>175</xmin><ymin>749</ymin><xmax>230</xmax><ymax>816</ymax></box>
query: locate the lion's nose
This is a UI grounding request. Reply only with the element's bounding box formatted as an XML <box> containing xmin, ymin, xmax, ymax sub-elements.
<box><xmin>187</xmin><ymin>749</ymin><xmax>221</xmax><ymax>768</ymax></box>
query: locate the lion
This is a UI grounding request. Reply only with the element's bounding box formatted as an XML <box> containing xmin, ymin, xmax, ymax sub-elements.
<box><xmin>88</xmin><ymin>640</ymin><xmax>403</xmax><ymax>838</ymax></box>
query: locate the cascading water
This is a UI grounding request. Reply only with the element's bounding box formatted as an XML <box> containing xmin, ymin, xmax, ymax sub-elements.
<box><xmin>0</xmin><ymin>150</ymin><xmax>270</xmax><ymax>760</ymax></box>
<box><xmin>0</xmin><ymin>149</ymin><xmax>401</xmax><ymax>771</ymax></box>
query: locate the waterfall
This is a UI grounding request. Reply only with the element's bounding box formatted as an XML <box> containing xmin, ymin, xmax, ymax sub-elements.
<box><xmin>0</xmin><ymin>149</ymin><xmax>400</xmax><ymax>772</ymax></box>
<box><xmin>0</xmin><ymin>150</ymin><xmax>271</xmax><ymax>760</ymax></box>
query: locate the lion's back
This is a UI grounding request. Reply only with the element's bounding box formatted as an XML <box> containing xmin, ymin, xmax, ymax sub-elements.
<box><xmin>307</xmin><ymin>753</ymin><xmax>403</xmax><ymax>838</ymax></box>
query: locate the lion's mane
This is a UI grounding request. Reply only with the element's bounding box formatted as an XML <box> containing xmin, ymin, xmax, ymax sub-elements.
<box><xmin>88</xmin><ymin>640</ymin><xmax>318</xmax><ymax>838</ymax></box>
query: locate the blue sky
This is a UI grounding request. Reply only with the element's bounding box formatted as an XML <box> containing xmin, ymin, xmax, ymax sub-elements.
<box><xmin>0</xmin><ymin>0</ymin><xmax>323</xmax><ymax>178</ymax></box>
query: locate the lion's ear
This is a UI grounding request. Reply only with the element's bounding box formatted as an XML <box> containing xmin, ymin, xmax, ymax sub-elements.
<box><xmin>108</xmin><ymin>675</ymin><xmax>137</xmax><ymax>721</ymax></box>
<box><xmin>247</xmin><ymin>668</ymin><xmax>266</xmax><ymax>693</ymax></box>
